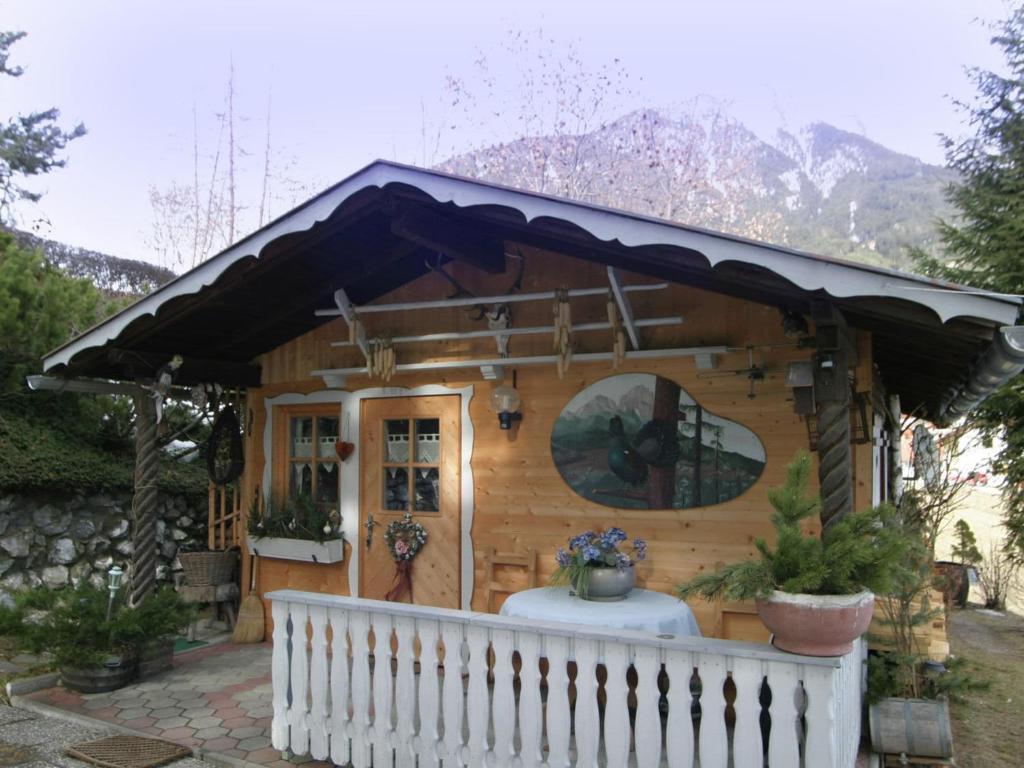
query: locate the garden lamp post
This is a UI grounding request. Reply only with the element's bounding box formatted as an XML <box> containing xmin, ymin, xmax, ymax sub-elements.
<box><xmin>106</xmin><ymin>565</ymin><xmax>124</xmax><ymax>621</ymax></box>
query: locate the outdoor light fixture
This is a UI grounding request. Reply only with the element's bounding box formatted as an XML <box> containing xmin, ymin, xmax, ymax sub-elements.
<box><xmin>106</xmin><ymin>565</ymin><xmax>124</xmax><ymax>621</ymax></box>
<box><xmin>786</xmin><ymin>360</ymin><xmax>816</xmax><ymax>416</ymax></box>
<box><xmin>490</xmin><ymin>384</ymin><xmax>522</xmax><ymax>430</ymax></box>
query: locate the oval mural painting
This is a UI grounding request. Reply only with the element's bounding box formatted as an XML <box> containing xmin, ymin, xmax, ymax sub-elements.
<box><xmin>551</xmin><ymin>373</ymin><xmax>766</xmax><ymax>509</ymax></box>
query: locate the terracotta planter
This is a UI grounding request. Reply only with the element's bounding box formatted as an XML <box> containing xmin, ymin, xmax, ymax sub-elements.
<box><xmin>581</xmin><ymin>565</ymin><xmax>636</xmax><ymax>601</ymax></box>
<box><xmin>755</xmin><ymin>590</ymin><xmax>874</xmax><ymax>656</ymax></box>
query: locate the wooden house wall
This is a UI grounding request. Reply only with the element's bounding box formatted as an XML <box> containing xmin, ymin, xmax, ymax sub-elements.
<box><xmin>240</xmin><ymin>247</ymin><xmax>877</xmax><ymax>639</ymax></box>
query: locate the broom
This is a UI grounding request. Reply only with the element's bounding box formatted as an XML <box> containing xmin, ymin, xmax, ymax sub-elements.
<box><xmin>233</xmin><ymin>483</ymin><xmax>265</xmax><ymax>643</ymax></box>
<box><xmin>233</xmin><ymin>554</ymin><xmax>265</xmax><ymax>642</ymax></box>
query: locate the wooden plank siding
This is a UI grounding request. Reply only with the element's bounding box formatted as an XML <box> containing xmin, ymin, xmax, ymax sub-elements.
<box><xmin>240</xmin><ymin>248</ymin><xmax>890</xmax><ymax>641</ymax></box>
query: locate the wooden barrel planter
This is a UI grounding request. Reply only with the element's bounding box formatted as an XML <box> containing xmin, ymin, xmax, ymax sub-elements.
<box><xmin>869</xmin><ymin>697</ymin><xmax>953</xmax><ymax>759</ymax></box>
<box><xmin>61</xmin><ymin>655</ymin><xmax>137</xmax><ymax>694</ymax></box>
<box><xmin>934</xmin><ymin>561</ymin><xmax>970</xmax><ymax>608</ymax></box>
<box><xmin>137</xmin><ymin>638</ymin><xmax>175</xmax><ymax>679</ymax></box>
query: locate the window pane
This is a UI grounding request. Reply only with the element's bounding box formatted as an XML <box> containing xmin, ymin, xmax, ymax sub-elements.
<box><xmin>316</xmin><ymin>462</ymin><xmax>339</xmax><ymax>504</ymax></box>
<box><xmin>414</xmin><ymin>467</ymin><xmax>439</xmax><ymax>512</ymax></box>
<box><xmin>290</xmin><ymin>462</ymin><xmax>313</xmax><ymax>498</ymax></box>
<box><xmin>291</xmin><ymin>417</ymin><xmax>313</xmax><ymax>458</ymax></box>
<box><xmin>385</xmin><ymin>419</ymin><xmax>410</xmax><ymax>463</ymax></box>
<box><xmin>415</xmin><ymin>418</ymin><xmax>440</xmax><ymax>464</ymax></box>
<box><xmin>317</xmin><ymin>417</ymin><xmax>339</xmax><ymax>457</ymax></box>
<box><xmin>384</xmin><ymin>467</ymin><xmax>409</xmax><ymax>511</ymax></box>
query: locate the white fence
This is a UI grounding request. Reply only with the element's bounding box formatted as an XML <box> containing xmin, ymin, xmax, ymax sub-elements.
<box><xmin>267</xmin><ymin>590</ymin><xmax>865</xmax><ymax>767</ymax></box>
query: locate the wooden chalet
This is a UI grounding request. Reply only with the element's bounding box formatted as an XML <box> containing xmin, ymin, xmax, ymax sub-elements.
<box><xmin>35</xmin><ymin>160</ymin><xmax>1024</xmax><ymax>766</ymax></box>
<box><xmin>34</xmin><ymin>159</ymin><xmax>1024</xmax><ymax>765</ymax></box>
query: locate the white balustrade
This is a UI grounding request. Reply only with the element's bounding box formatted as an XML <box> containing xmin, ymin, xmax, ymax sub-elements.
<box><xmin>267</xmin><ymin>590</ymin><xmax>865</xmax><ymax>767</ymax></box>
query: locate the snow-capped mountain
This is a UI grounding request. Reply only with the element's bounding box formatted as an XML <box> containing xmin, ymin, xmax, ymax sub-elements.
<box><xmin>437</xmin><ymin>109</ymin><xmax>954</xmax><ymax>271</ymax></box>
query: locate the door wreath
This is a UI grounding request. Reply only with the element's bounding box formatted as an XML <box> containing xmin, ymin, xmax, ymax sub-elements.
<box><xmin>384</xmin><ymin>512</ymin><xmax>428</xmax><ymax>602</ymax></box>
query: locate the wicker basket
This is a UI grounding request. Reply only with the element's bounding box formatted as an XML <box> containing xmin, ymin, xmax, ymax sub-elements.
<box><xmin>178</xmin><ymin>550</ymin><xmax>235</xmax><ymax>586</ymax></box>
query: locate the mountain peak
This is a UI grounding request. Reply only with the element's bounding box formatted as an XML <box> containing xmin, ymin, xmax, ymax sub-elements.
<box><xmin>437</xmin><ymin>108</ymin><xmax>953</xmax><ymax>270</ymax></box>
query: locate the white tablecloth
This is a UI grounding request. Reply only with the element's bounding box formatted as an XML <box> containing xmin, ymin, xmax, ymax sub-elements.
<box><xmin>500</xmin><ymin>587</ymin><xmax>702</xmax><ymax>638</ymax></box>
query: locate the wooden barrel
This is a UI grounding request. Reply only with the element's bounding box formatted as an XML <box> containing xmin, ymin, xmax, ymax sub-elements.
<box><xmin>869</xmin><ymin>697</ymin><xmax>952</xmax><ymax>758</ymax></box>
<box><xmin>934</xmin><ymin>561</ymin><xmax>969</xmax><ymax>607</ymax></box>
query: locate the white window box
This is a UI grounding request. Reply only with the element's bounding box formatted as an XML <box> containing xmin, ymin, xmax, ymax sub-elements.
<box><xmin>247</xmin><ymin>536</ymin><xmax>345</xmax><ymax>564</ymax></box>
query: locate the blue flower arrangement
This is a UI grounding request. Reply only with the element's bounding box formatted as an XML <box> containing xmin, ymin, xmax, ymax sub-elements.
<box><xmin>551</xmin><ymin>527</ymin><xmax>647</xmax><ymax>597</ymax></box>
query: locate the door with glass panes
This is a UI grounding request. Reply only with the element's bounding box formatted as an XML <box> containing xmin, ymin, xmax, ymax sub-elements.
<box><xmin>273</xmin><ymin>405</ymin><xmax>341</xmax><ymax>530</ymax></box>
<box><xmin>359</xmin><ymin>395</ymin><xmax>460</xmax><ymax>608</ymax></box>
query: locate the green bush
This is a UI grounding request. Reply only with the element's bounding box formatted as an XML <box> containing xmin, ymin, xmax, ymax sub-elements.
<box><xmin>0</xmin><ymin>584</ymin><xmax>194</xmax><ymax>669</ymax></box>
<box><xmin>676</xmin><ymin>450</ymin><xmax>907</xmax><ymax>601</ymax></box>
<box><xmin>0</xmin><ymin>410</ymin><xmax>207</xmax><ymax>494</ymax></box>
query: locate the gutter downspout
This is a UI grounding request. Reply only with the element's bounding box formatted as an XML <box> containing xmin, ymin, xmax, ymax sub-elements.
<box><xmin>938</xmin><ymin>326</ymin><xmax>1024</xmax><ymax>424</ymax></box>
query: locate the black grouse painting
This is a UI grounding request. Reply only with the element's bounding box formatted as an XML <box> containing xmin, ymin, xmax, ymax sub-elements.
<box><xmin>607</xmin><ymin>415</ymin><xmax>681</xmax><ymax>485</ymax></box>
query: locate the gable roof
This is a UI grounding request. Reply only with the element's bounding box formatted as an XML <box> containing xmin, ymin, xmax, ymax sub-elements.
<box><xmin>41</xmin><ymin>160</ymin><xmax>1023</xmax><ymax>422</ymax></box>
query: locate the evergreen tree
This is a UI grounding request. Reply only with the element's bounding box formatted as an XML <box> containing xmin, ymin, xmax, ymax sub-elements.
<box><xmin>951</xmin><ymin>519</ymin><xmax>983</xmax><ymax>566</ymax></box>
<box><xmin>915</xmin><ymin>6</ymin><xmax>1024</xmax><ymax>559</ymax></box>
<box><xmin>0</xmin><ymin>31</ymin><xmax>86</xmax><ymax>222</ymax></box>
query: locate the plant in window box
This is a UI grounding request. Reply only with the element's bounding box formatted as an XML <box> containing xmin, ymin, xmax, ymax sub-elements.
<box><xmin>246</xmin><ymin>494</ymin><xmax>345</xmax><ymax>563</ymax></box>
<box><xmin>676</xmin><ymin>450</ymin><xmax>907</xmax><ymax>656</ymax></box>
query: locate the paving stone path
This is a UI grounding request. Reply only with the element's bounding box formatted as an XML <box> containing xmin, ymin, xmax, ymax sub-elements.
<box><xmin>0</xmin><ymin>702</ymin><xmax>209</xmax><ymax>768</ymax></box>
<box><xmin>24</xmin><ymin>642</ymin><xmax>327</xmax><ymax>768</ymax></box>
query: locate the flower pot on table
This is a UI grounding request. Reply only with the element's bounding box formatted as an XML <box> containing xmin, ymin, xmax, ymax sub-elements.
<box><xmin>581</xmin><ymin>565</ymin><xmax>636</xmax><ymax>601</ymax></box>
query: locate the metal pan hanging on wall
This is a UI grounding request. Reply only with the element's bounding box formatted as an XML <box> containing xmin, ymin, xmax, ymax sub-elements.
<box><xmin>207</xmin><ymin>405</ymin><xmax>244</xmax><ymax>486</ymax></box>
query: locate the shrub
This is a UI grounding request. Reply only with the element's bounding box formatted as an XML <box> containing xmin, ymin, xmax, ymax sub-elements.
<box><xmin>676</xmin><ymin>450</ymin><xmax>907</xmax><ymax>602</ymax></box>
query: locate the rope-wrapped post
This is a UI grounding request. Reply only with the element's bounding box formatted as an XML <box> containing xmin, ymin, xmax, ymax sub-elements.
<box><xmin>130</xmin><ymin>390</ymin><xmax>159</xmax><ymax>605</ymax></box>
<box><xmin>812</xmin><ymin>304</ymin><xmax>855</xmax><ymax>532</ymax></box>
<box><xmin>816</xmin><ymin>399</ymin><xmax>852</xmax><ymax>531</ymax></box>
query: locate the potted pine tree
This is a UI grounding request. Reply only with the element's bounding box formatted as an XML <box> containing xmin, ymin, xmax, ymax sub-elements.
<box><xmin>9</xmin><ymin>584</ymin><xmax>140</xmax><ymax>693</ymax></box>
<box><xmin>677</xmin><ymin>451</ymin><xmax>906</xmax><ymax>656</ymax></box>
<box><xmin>867</xmin><ymin>518</ymin><xmax>984</xmax><ymax>760</ymax></box>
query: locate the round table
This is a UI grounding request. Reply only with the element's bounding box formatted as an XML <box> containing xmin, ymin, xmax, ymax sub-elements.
<box><xmin>500</xmin><ymin>586</ymin><xmax>701</xmax><ymax>638</ymax></box>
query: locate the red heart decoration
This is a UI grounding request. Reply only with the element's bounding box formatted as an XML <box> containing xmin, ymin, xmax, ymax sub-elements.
<box><xmin>335</xmin><ymin>440</ymin><xmax>355</xmax><ymax>461</ymax></box>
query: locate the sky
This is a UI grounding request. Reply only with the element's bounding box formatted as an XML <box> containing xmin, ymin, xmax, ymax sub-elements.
<box><xmin>0</xmin><ymin>0</ymin><xmax>1013</xmax><ymax>266</ymax></box>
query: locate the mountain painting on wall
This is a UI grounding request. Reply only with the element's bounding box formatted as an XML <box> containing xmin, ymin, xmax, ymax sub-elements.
<box><xmin>550</xmin><ymin>373</ymin><xmax>766</xmax><ymax>509</ymax></box>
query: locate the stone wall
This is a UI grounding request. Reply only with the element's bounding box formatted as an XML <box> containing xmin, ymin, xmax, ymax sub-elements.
<box><xmin>0</xmin><ymin>491</ymin><xmax>207</xmax><ymax>591</ymax></box>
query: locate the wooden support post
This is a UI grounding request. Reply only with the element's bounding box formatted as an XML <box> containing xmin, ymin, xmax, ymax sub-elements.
<box><xmin>693</xmin><ymin>404</ymin><xmax>704</xmax><ymax>507</ymax></box>
<box><xmin>645</xmin><ymin>377</ymin><xmax>681</xmax><ymax>508</ymax></box>
<box><xmin>812</xmin><ymin>304</ymin><xmax>856</xmax><ymax>531</ymax></box>
<box><xmin>130</xmin><ymin>390</ymin><xmax>159</xmax><ymax>605</ymax></box>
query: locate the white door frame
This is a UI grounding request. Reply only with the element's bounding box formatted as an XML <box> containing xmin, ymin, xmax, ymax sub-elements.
<box><xmin>262</xmin><ymin>384</ymin><xmax>476</xmax><ymax>609</ymax></box>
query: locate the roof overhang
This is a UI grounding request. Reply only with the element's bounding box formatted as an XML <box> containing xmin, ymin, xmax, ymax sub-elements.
<box><xmin>41</xmin><ymin>160</ymin><xmax>1023</xmax><ymax>422</ymax></box>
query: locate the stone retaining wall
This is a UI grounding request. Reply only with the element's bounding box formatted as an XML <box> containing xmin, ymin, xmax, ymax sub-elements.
<box><xmin>0</xmin><ymin>491</ymin><xmax>206</xmax><ymax>590</ymax></box>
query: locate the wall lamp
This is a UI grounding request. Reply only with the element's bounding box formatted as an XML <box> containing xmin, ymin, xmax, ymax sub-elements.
<box><xmin>490</xmin><ymin>377</ymin><xmax>522</xmax><ymax>431</ymax></box>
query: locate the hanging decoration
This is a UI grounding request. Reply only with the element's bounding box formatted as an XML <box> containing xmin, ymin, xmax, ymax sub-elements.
<box><xmin>206</xmin><ymin>404</ymin><xmax>244</xmax><ymax>486</ymax></box>
<box><xmin>607</xmin><ymin>290</ymin><xmax>626</xmax><ymax>369</ymax></box>
<box><xmin>334</xmin><ymin>412</ymin><xmax>355</xmax><ymax>461</ymax></box>
<box><xmin>384</xmin><ymin>512</ymin><xmax>428</xmax><ymax>602</ymax></box>
<box><xmin>553</xmin><ymin>288</ymin><xmax>572</xmax><ymax>379</ymax></box>
<box><xmin>369</xmin><ymin>337</ymin><xmax>396</xmax><ymax>382</ymax></box>
<box><xmin>141</xmin><ymin>354</ymin><xmax>183</xmax><ymax>423</ymax></box>
<box><xmin>349</xmin><ymin>317</ymin><xmax>364</xmax><ymax>346</ymax></box>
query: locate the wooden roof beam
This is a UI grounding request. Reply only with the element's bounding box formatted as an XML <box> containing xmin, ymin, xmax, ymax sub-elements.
<box><xmin>106</xmin><ymin>349</ymin><xmax>261</xmax><ymax>388</ymax></box>
<box><xmin>390</xmin><ymin>205</ymin><xmax>507</xmax><ymax>273</ymax></box>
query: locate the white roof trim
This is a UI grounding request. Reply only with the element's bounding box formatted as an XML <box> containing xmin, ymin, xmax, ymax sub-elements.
<box><xmin>43</xmin><ymin>161</ymin><xmax>1021</xmax><ymax>373</ymax></box>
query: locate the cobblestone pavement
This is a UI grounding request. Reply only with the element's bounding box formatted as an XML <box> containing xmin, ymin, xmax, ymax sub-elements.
<box><xmin>0</xmin><ymin>702</ymin><xmax>209</xmax><ymax>768</ymax></box>
<box><xmin>25</xmin><ymin>642</ymin><xmax>329</xmax><ymax>768</ymax></box>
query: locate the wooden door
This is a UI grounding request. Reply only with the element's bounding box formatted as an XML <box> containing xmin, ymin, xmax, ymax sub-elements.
<box><xmin>360</xmin><ymin>395</ymin><xmax>461</xmax><ymax>608</ymax></box>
